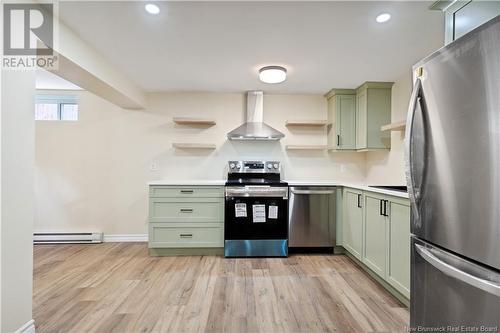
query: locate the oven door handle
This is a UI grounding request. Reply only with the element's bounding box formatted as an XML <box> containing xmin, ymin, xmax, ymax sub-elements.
<box><xmin>225</xmin><ymin>187</ymin><xmax>288</xmax><ymax>199</ymax></box>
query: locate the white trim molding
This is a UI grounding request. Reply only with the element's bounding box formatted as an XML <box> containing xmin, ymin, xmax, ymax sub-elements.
<box><xmin>103</xmin><ymin>234</ymin><xmax>148</xmax><ymax>242</ymax></box>
<box><xmin>15</xmin><ymin>319</ymin><xmax>35</xmax><ymax>333</ymax></box>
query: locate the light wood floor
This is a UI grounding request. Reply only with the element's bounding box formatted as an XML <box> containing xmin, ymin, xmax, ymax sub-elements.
<box><xmin>33</xmin><ymin>243</ymin><xmax>409</xmax><ymax>333</ymax></box>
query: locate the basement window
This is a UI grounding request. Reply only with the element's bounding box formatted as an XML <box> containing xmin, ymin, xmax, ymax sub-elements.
<box><xmin>35</xmin><ymin>95</ymin><xmax>79</xmax><ymax>121</ymax></box>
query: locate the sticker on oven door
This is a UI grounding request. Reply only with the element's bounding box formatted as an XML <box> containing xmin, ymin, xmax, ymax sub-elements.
<box><xmin>235</xmin><ymin>203</ymin><xmax>247</xmax><ymax>217</ymax></box>
<box><xmin>252</xmin><ymin>204</ymin><xmax>266</xmax><ymax>223</ymax></box>
<box><xmin>268</xmin><ymin>205</ymin><xmax>278</xmax><ymax>219</ymax></box>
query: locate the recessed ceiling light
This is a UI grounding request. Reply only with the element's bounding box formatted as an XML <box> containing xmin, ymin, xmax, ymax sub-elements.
<box><xmin>145</xmin><ymin>4</ymin><xmax>160</xmax><ymax>15</ymax></box>
<box><xmin>259</xmin><ymin>66</ymin><xmax>287</xmax><ymax>84</ymax></box>
<box><xmin>376</xmin><ymin>13</ymin><xmax>391</xmax><ymax>23</ymax></box>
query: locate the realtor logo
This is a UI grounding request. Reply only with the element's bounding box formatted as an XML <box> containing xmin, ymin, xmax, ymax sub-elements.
<box><xmin>2</xmin><ymin>2</ymin><xmax>57</xmax><ymax>69</ymax></box>
<box><xmin>4</xmin><ymin>3</ymin><xmax>53</xmax><ymax>55</ymax></box>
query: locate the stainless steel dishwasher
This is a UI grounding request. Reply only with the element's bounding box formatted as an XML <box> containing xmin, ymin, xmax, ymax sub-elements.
<box><xmin>288</xmin><ymin>186</ymin><xmax>336</xmax><ymax>248</ymax></box>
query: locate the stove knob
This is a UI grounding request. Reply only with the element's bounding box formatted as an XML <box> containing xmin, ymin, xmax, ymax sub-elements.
<box><xmin>236</xmin><ymin>163</ymin><xmax>241</xmax><ymax>169</ymax></box>
<box><xmin>229</xmin><ymin>163</ymin><xmax>236</xmax><ymax>169</ymax></box>
<box><xmin>273</xmin><ymin>163</ymin><xmax>279</xmax><ymax>169</ymax></box>
<box><xmin>267</xmin><ymin>163</ymin><xmax>273</xmax><ymax>169</ymax></box>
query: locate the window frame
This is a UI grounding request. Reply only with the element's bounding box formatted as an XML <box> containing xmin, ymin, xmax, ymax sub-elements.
<box><xmin>35</xmin><ymin>95</ymin><xmax>79</xmax><ymax>121</ymax></box>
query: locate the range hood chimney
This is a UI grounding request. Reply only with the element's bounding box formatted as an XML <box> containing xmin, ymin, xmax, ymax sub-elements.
<box><xmin>227</xmin><ymin>91</ymin><xmax>285</xmax><ymax>141</ymax></box>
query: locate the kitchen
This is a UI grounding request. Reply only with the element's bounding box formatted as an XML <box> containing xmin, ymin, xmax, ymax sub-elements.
<box><xmin>2</xmin><ymin>1</ymin><xmax>500</xmax><ymax>333</ymax></box>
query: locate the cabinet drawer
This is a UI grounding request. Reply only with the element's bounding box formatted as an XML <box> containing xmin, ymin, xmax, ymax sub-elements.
<box><xmin>149</xmin><ymin>186</ymin><xmax>223</xmax><ymax>198</ymax></box>
<box><xmin>149</xmin><ymin>198</ymin><xmax>223</xmax><ymax>222</ymax></box>
<box><xmin>148</xmin><ymin>223</ymin><xmax>223</xmax><ymax>248</ymax></box>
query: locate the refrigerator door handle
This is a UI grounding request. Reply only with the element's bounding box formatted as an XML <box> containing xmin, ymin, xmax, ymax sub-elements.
<box><xmin>405</xmin><ymin>78</ymin><xmax>424</xmax><ymax>221</ymax></box>
<box><xmin>415</xmin><ymin>244</ymin><xmax>500</xmax><ymax>297</ymax></box>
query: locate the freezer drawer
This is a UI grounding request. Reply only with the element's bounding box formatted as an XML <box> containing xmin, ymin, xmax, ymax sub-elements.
<box><xmin>288</xmin><ymin>186</ymin><xmax>336</xmax><ymax>247</ymax></box>
<box><xmin>411</xmin><ymin>237</ymin><xmax>500</xmax><ymax>330</ymax></box>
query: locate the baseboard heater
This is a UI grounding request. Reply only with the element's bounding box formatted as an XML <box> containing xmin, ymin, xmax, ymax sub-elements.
<box><xmin>33</xmin><ymin>232</ymin><xmax>103</xmax><ymax>244</ymax></box>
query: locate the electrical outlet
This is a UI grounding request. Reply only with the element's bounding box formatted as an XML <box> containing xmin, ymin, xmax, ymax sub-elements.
<box><xmin>150</xmin><ymin>161</ymin><xmax>160</xmax><ymax>171</ymax></box>
<box><xmin>340</xmin><ymin>164</ymin><xmax>346</xmax><ymax>173</ymax></box>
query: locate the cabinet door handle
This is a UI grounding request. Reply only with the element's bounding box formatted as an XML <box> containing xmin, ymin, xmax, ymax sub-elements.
<box><xmin>357</xmin><ymin>194</ymin><xmax>362</xmax><ymax>208</ymax></box>
<box><xmin>180</xmin><ymin>208</ymin><xmax>193</xmax><ymax>213</ymax></box>
<box><xmin>380</xmin><ymin>200</ymin><xmax>384</xmax><ymax>216</ymax></box>
<box><xmin>180</xmin><ymin>234</ymin><xmax>193</xmax><ymax>238</ymax></box>
<box><xmin>337</xmin><ymin>135</ymin><xmax>340</xmax><ymax>146</ymax></box>
<box><xmin>384</xmin><ymin>200</ymin><xmax>389</xmax><ymax>217</ymax></box>
<box><xmin>180</xmin><ymin>190</ymin><xmax>194</xmax><ymax>194</ymax></box>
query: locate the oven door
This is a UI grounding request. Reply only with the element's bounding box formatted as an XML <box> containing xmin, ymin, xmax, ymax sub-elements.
<box><xmin>224</xmin><ymin>186</ymin><xmax>288</xmax><ymax>257</ymax></box>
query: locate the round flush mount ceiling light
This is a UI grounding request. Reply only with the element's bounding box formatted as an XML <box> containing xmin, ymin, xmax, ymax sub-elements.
<box><xmin>145</xmin><ymin>3</ymin><xmax>160</xmax><ymax>15</ymax></box>
<box><xmin>376</xmin><ymin>13</ymin><xmax>391</xmax><ymax>23</ymax></box>
<box><xmin>259</xmin><ymin>66</ymin><xmax>287</xmax><ymax>84</ymax></box>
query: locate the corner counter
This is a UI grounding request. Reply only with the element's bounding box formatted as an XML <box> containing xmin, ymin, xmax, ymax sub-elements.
<box><xmin>147</xmin><ymin>178</ymin><xmax>410</xmax><ymax>305</ymax></box>
<box><xmin>148</xmin><ymin>180</ymin><xmax>226</xmax><ymax>186</ymax></box>
<box><xmin>285</xmin><ymin>180</ymin><xmax>409</xmax><ymax>199</ymax></box>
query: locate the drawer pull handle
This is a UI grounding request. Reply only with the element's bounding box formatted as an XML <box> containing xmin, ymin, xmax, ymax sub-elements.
<box><xmin>180</xmin><ymin>190</ymin><xmax>194</xmax><ymax>194</ymax></box>
<box><xmin>180</xmin><ymin>208</ymin><xmax>194</xmax><ymax>213</ymax></box>
<box><xmin>180</xmin><ymin>234</ymin><xmax>193</xmax><ymax>238</ymax></box>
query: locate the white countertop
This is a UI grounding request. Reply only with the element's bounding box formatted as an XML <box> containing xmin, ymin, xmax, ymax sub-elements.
<box><xmin>148</xmin><ymin>179</ymin><xmax>409</xmax><ymax>199</ymax></box>
<box><xmin>147</xmin><ymin>180</ymin><xmax>226</xmax><ymax>186</ymax></box>
<box><xmin>285</xmin><ymin>181</ymin><xmax>409</xmax><ymax>198</ymax></box>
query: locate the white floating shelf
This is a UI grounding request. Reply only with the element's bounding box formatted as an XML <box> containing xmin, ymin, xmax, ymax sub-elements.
<box><xmin>381</xmin><ymin>121</ymin><xmax>406</xmax><ymax>132</ymax></box>
<box><xmin>327</xmin><ymin>147</ymin><xmax>389</xmax><ymax>152</ymax></box>
<box><xmin>172</xmin><ymin>143</ymin><xmax>216</xmax><ymax>149</ymax></box>
<box><xmin>285</xmin><ymin>120</ymin><xmax>329</xmax><ymax>127</ymax></box>
<box><xmin>327</xmin><ymin>147</ymin><xmax>358</xmax><ymax>152</ymax></box>
<box><xmin>286</xmin><ymin>145</ymin><xmax>328</xmax><ymax>151</ymax></box>
<box><xmin>173</xmin><ymin>117</ymin><xmax>216</xmax><ymax>126</ymax></box>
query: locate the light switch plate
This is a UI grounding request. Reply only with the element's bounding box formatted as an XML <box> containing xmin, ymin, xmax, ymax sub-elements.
<box><xmin>150</xmin><ymin>161</ymin><xmax>160</xmax><ymax>171</ymax></box>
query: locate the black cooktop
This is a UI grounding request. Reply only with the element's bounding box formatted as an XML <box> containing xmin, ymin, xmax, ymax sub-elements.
<box><xmin>369</xmin><ymin>185</ymin><xmax>408</xmax><ymax>193</ymax></box>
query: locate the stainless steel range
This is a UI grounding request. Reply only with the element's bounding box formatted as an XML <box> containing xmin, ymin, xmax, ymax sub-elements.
<box><xmin>224</xmin><ymin>160</ymin><xmax>288</xmax><ymax>257</ymax></box>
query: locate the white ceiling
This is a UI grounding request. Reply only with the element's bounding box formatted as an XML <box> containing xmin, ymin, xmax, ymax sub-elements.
<box><xmin>36</xmin><ymin>69</ymin><xmax>83</xmax><ymax>90</ymax></box>
<box><xmin>59</xmin><ymin>1</ymin><xmax>443</xmax><ymax>93</ymax></box>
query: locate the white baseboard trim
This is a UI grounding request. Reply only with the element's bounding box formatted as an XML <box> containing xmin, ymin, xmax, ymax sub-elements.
<box><xmin>103</xmin><ymin>234</ymin><xmax>148</xmax><ymax>242</ymax></box>
<box><xmin>15</xmin><ymin>319</ymin><xmax>35</xmax><ymax>333</ymax></box>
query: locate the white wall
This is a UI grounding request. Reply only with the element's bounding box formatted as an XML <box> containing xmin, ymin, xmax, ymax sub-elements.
<box><xmin>364</xmin><ymin>72</ymin><xmax>412</xmax><ymax>184</ymax></box>
<box><xmin>34</xmin><ymin>91</ymin><xmax>365</xmax><ymax>235</ymax></box>
<box><xmin>1</xmin><ymin>70</ymin><xmax>35</xmax><ymax>333</ymax></box>
<box><xmin>364</xmin><ymin>18</ymin><xmax>444</xmax><ymax>184</ymax></box>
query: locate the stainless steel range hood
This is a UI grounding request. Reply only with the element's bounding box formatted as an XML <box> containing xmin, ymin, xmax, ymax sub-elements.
<box><xmin>227</xmin><ymin>91</ymin><xmax>285</xmax><ymax>141</ymax></box>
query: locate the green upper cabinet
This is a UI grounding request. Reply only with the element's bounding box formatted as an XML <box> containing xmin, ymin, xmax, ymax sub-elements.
<box><xmin>355</xmin><ymin>82</ymin><xmax>393</xmax><ymax>150</ymax></box>
<box><xmin>326</xmin><ymin>89</ymin><xmax>357</xmax><ymax>150</ymax></box>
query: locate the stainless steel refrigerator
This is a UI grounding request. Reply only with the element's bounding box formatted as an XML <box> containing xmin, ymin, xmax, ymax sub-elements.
<box><xmin>406</xmin><ymin>15</ymin><xmax>500</xmax><ymax>329</ymax></box>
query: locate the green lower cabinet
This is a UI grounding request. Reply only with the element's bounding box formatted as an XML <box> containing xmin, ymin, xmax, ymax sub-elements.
<box><xmin>363</xmin><ymin>193</ymin><xmax>388</xmax><ymax>279</ymax></box>
<box><xmin>341</xmin><ymin>188</ymin><xmax>410</xmax><ymax>302</ymax></box>
<box><xmin>149</xmin><ymin>186</ymin><xmax>224</xmax><ymax>198</ymax></box>
<box><xmin>342</xmin><ymin>188</ymin><xmax>363</xmax><ymax>259</ymax></box>
<box><xmin>387</xmin><ymin>199</ymin><xmax>411</xmax><ymax>298</ymax></box>
<box><xmin>148</xmin><ymin>185</ymin><xmax>224</xmax><ymax>255</ymax></box>
<box><xmin>149</xmin><ymin>197</ymin><xmax>223</xmax><ymax>223</ymax></box>
<box><xmin>149</xmin><ymin>222</ymin><xmax>223</xmax><ymax>248</ymax></box>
